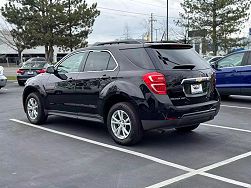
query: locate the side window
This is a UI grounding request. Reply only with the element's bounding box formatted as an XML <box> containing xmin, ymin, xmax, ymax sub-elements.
<box><xmin>84</xmin><ymin>51</ymin><xmax>116</xmax><ymax>71</ymax></box>
<box><xmin>120</xmin><ymin>48</ymin><xmax>155</xmax><ymax>69</ymax></box>
<box><xmin>218</xmin><ymin>52</ymin><xmax>244</xmax><ymax>68</ymax></box>
<box><xmin>57</xmin><ymin>52</ymin><xmax>85</xmax><ymax>73</ymax></box>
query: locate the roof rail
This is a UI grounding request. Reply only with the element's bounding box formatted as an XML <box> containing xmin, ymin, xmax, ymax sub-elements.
<box><xmin>93</xmin><ymin>40</ymin><xmax>143</xmax><ymax>46</ymax></box>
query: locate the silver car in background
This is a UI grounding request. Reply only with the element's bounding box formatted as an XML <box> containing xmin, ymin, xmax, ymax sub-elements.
<box><xmin>0</xmin><ymin>66</ymin><xmax>7</xmax><ymax>89</ymax></box>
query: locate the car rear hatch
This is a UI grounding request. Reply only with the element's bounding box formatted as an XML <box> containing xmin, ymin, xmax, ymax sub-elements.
<box><xmin>18</xmin><ymin>61</ymin><xmax>47</xmax><ymax>76</ymax></box>
<box><xmin>148</xmin><ymin>44</ymin><xmax>216</xmax><ymax>106</ymax></box>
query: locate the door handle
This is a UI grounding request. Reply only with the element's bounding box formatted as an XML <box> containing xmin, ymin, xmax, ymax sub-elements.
<box><xmin>100</xmin><ymin>75</ymin><xmax>110</xmax><ymax>79</ymax></box>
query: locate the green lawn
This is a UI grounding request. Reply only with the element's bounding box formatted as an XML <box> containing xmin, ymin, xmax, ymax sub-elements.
<box><xmin>7</xmin><ymin>76</ymin><xmax>17</xmax><ymax>81</ymax></box>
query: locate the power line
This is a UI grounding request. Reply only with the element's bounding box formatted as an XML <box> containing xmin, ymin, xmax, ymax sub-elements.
<box><xmin>97</xmin><ymin>6</ymin><xmax>180</xmax><ymax>19</ymax></box>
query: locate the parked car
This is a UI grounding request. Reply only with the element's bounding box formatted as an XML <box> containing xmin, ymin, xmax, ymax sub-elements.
<box><xmin>206</xmin><ymin>56</ymin><xmax>223</xmax><ymax>64</ymax></box>
<box><xmin>0</xmin><ymin>66</ymin><xmax>7</xmax><ymax>89</ymax></box>
<box><xmin>22</xmin><ymin>41</ymin><xmax>220</xmax><ymax>145</ymax></box>
<box><xmin>17</xmin><ymin>61</ymin><xmax>49</xmax><ymax>86</ymax></box>
<box><xmin>212</xmin><ymin>50</ymin><xmax>251</xmax><ymax>97</ymax></box>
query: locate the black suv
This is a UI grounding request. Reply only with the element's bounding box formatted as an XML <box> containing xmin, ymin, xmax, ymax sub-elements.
<box><xmin>23</xmin><ymin>41</ymin><xmax>220</xmax><ymax>145</ymax></box>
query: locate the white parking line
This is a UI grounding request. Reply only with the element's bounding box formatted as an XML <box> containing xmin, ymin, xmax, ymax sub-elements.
<box><xmin>202</xmin><ymin>123</ymin><xmax>251</xmax><ymax>134</ymax></box>
<box><xmin>201</xmin><ymin>173</ymin><xmax>251</xmax><ymax>188</ymax></box>
<box><xmin>221</xmin><ymin>104</ymin><xmax>251</xmax><ymax>111</ymax></box>
<box><xmin>147</xmin><ymin>151</ymin><xmax>251</xmax><ymax>188</ymax></box>
<box><xmin>9</xmin><ymin>119</ymin><xmax>192</xmax><ymax>172</ymax></box>
<box><xmin>10</xmin><ymin>119</ymin><xmax>251</xmax><ymax>188</ymax></box>
<box><xmin>147</xmin><ymin>172</ymin><xmax>251</xmax><ymax>188</ymax></box>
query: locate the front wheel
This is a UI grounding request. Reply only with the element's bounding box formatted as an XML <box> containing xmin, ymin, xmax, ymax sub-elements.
<box><xmin>175</xmin><ymin>124</ymin><xmax>200</xmax><ymax>132</ymax></box>
<box><xmin>25</xmin><ymin>92</ymin><xmax>47</xmax><ymax>124</ymax></box>
<box><xmin>107</xmin><ymin>102</ymin><xmax>143</xmax><ymax>146</ymax></box>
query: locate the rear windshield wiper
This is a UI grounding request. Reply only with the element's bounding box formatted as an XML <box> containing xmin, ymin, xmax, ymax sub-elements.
<box><xmin>173</xmin><ymin>64</ymin><xmax>195</xmax><ymax>70</ymax></box>
<box><xmin>156</xmin><ymin>51</ymin><xmax>180</xmax><ymax>65</ymax></box>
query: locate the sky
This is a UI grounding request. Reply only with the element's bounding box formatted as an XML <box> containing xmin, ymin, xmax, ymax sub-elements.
<box><xmin>0</xmin><ymin>0</ymin><xmax>184</xmax><ymax>44</ymax></box>
<box><xmin>0</xmin><ymin>0</ymin><xmax>250</xmax><ymax>44</ymax></box>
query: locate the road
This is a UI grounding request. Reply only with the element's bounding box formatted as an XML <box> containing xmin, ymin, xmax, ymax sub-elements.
<box><xmin>0</xmin><ymin>82</ymin><xmax>251</xmax><ymax>188</ymax></box>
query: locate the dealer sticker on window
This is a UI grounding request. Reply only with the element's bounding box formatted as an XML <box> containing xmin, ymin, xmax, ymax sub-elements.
<box><xmin>191</xmin><ymin>83</ymin><xmax>203</xmax><ymax>94</ymax></box>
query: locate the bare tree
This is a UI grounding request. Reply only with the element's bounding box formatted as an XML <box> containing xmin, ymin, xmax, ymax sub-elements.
<box><xmin>0</xmin><ymin>17</ymin><xmax>29</xmax><ymax>65</ymax></box>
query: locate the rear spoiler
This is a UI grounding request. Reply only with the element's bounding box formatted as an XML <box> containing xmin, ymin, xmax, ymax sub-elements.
<box><xmin>147</xmin><ymin>43</ymin><xmax>193</xmax><ymax>50</ymax></box>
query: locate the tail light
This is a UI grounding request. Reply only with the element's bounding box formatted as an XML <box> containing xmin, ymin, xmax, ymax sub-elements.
<box><xmin>17</xmin><ymin>69</ymin><xmax>25</xmax><ymax>74</ymax></box>
<box><xmin>36</xmin><ymin>69</ymin><xmax>46</xmax><ymax>74</ymax></box>
<box><xmin>143</xmin><ymin>72</ymin><xmax>167</xmax><ymax>95</ymax></box>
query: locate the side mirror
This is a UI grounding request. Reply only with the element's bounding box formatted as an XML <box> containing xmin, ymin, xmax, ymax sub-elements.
<box><xmin>46</xmin><ymin>66</ymin><xmax>55</xmax><ymax>74</ymax></box>
<box><xmin>211</xmin><ymin>62</ymin><xmax>218</xmax><ymax>70</ymax></box>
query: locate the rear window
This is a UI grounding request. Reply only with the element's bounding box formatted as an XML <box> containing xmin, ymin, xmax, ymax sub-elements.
<box><xmin>120</xmin><ymin>48</ymin><xmax>155</xmax><ymax>69</ymax></box>
<box><xmin>153</xmin><ymin>48</ymin><xmax>210</xmax><ymax>70</ymax></box>
<box><xmin>22</xmin><ymin>62</ymin><xmax>46</xmax><ymax>69</ymax></box>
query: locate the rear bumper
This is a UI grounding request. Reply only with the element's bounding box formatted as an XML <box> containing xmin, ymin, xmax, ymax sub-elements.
<box><xmin>141</xmin><ymin>100</ymin><xmax>220</xmax><ymax>130</ymax></box>
<box><xmin>0</xmin><ymin>75</ymin><xmax>7</xmax><ymax>87</ymax></box>
<box><xmin>17</xmin><ymin>75</ymin><xmax>34</xmax><ymax>81</ymax></box>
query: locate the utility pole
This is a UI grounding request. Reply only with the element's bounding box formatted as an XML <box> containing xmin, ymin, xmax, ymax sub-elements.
<box><xmin>149</xmin><ymin>13</ymin><xmax>156</xmax><ymax>42</ymax></box>
<box><xmin>166</xmin><ymin>0</ymin><xmax>168</xmax><ymax>41</ymax></box>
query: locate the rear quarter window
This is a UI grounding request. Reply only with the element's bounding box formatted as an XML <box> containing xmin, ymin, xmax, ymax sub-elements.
<box><xmin>153</xmin><ymin>48</ymin><xmax>210</xmax><ymax>70</ymax></box>
<box><xmin>120</xmin><ymin>48</ymin><xmax>155</xmax><ymax>69</ymax></box>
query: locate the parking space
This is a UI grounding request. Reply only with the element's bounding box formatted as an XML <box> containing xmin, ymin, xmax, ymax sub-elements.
<box><xmin>1</xmin><ymin>82</ymin><xmax>251</xmax><ymax>188</ymax></box>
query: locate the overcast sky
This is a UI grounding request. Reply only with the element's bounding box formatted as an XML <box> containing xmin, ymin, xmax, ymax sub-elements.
<box><xmin>0</xmin><ymin>0</ymin><xmax>250</xmax><ymax>44</ymax></box>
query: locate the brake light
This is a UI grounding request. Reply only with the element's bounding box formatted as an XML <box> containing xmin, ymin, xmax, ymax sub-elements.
<box><xmin>143</xmin><ymin>72</ymin><xmax>167</xmax><ymax>95</ymax></box>
<box><xmin>36</xmin><ymin>69</ymin><xmax>46</xmax><ymax>74</ymax></box>
<box><xmin>17</xmin><ymin>69</ymin><xmax>24</xmax><ymax>74</ymax></box>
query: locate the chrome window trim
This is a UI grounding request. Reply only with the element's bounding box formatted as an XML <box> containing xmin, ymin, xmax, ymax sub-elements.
<box><xmin>84</xmin><ymin>50</ymin><xmax>119</xmax><ymax>73</ymax></box>
<box><xmin>181</xmin><ymin>77</ymin><xmax>210</xmax><ymax>84</ymax></box>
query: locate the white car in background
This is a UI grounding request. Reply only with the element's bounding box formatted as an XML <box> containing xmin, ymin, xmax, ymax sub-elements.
<box><xmin>0</xmin><ymin>66</ymin><xmax>7</xmax><ymax>89</ymax></box>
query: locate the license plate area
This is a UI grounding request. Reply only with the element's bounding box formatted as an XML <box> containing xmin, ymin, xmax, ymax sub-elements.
<box><xmin>27</xmin><ymin>71</ymin><xmax>34</xmax><ymax>75</ymax></box>
<box><xmin>191</xmin><ymin>83</ymin><xmax>203</xmax><ymax>94</ymax></box>
<box><xmin>182</xmin><ymin>77</ymin><xmax>210</xmax><ymax>97</ymax></box>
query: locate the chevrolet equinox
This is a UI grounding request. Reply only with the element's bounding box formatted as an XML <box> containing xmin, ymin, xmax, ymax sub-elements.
<box><xmin>22</xmin><ymin>41</ymin><xmax>220</xmax><ymax>145</ymax></box>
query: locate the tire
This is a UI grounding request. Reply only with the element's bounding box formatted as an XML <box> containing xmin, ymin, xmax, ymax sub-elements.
<box><xmin>175</xmin><ymin>124</ymin><xmax>200</xmax><ymax>132</ymax></box>
<box><xmin>25</xmin><ymin>92</ymin><xmax>47</xmax><ymax>125</ymax></box>
<box><xmin>18</xmin><ymin>80</ymin><xmax>25</xmax><ymax>86</ymax></box>
<box><xmin>107</xmin><ymin>102</ymin><xmax>143</xmax><ymax>146</ymax></box>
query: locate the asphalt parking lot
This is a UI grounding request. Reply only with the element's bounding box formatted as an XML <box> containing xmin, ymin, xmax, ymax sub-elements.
<box><xmin>1</xmin><ymin>82</ymin><xmax>251</xmax><ymax>188</ymax></box>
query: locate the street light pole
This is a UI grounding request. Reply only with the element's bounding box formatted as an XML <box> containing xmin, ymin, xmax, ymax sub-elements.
<box><xmin>166</xmin><ymin>0</ymin><xmax>168</xmax><ymax>41</ymax></box>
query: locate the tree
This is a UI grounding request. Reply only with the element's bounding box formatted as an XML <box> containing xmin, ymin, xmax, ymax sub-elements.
<box><xmin>1</xmin><ymin>0</ymin><xmax>100</xmax><ymax>62</ymax></box>
<box><xmin>59</xmin><ymin>0</ymin><xmax>100</xmax><ymax>51</ymax></box>
<box><xmin>179</xmin><ymin>0</ymin><xmax>251</xmax><ymax>55</ymax></box>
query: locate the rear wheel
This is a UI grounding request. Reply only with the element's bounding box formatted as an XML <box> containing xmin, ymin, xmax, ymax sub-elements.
<box><xmin>25</xmin><ymin>92</ymin><xmax>47</xmax><ymax>124</ymax></box>
<box><xmin>175</xmin><ymin>124</ymin><xmax>200</xmax><ymax>132</ymax></box>
<box><xmin>18</xmin><ymin>80</ymin><xmax>25</xmax><ymax>86</ymax></box>
<box><xmin>107</xmin><ymin>102</ymin><xmax>143</xmax><ymax>145</ymax></box>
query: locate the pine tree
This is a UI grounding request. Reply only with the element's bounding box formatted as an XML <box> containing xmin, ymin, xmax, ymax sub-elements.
<box><xmin>58</xmin><ymin>0</ymin><xmax>100</xmax><ymax>51</ymax></box>
<box><xmin>179</xmin><ymin>0</ymin><xmax>251</xmax><ymax>55</ymax></box>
